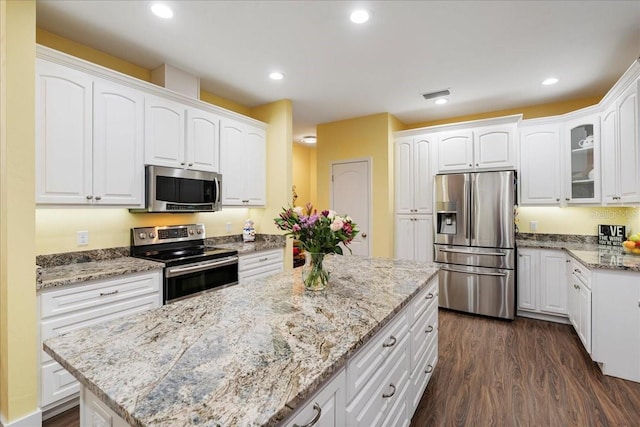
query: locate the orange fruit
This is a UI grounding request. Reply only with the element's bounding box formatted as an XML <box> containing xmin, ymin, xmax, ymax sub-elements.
<box><xmin>623</xmin><ymin>240</ymin><xmax>636</xmax><ymax>249</ymax></box>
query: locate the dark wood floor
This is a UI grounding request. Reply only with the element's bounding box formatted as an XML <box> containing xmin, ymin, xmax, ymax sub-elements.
<box><xmin>44</xmin><ymin>309</ymin><xmax>640</xmax><ymax>427</ymax></box>
<box><xmin>412</xmin><ymin>309</ymin><xmax>640</xmax><ymax>427</ymax></box>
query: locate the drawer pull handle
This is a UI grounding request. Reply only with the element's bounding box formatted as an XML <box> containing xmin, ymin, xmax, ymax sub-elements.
<box><xmin>425</xmin><ymin>293</ymin><xmax>434</xmax><ymax>300</ymax></box>
<box><xmin>425</xmin><ymin>325</ymin><xmax>434</xmax><ymax>333</ymax></box>
<box><xmin>382</xmin><ymin>335</ymin><xmax>397</xmax><ymax>348</ymax></box>
<box><xmin>574</xmin><ymin>268</ymin><xmax>581</xmax><ymax>274</ymax></box>
<box><xmin>99</xmin><ymin>290</ymin><xmax>119</xmax><ymax>297</ymax></box>
<box><xmin>259</xmin><ymin>257</ymin><xmax>269</xmax><ymax>262</ymax></box>
<box><xmin>425</xmin><ymin>364</ymin><xmax>434</xmax><ymax>374</ymax></box>
<box><xmin>293</xmin><ymin>402</ymin><xmax>321</xmax><ymax>427</ymax></box>
<box><xmin>382</xmin><ymin>383</ymin><xmax>396</xmax><ymax>398</ymax></box>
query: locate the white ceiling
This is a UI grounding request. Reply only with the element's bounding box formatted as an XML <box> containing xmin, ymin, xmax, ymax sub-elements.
<box><xmin>36</xmin><ymin>1</ymin><xmax>640</xmax><ymax>143</ymax></box>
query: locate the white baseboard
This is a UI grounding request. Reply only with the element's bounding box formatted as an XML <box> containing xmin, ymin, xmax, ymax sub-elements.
<box><xmin>0</xmin><ymin>409</ymin><xmax>42</xmax><ymax>427</ymax></box>
<box><xmin>517</xmin><ymin>310</ymin><xmax>571</xmax><ymax>325</ymax></box>
<box><xmin>42</xmin><ymin>397</ymin><xmax>79</xmax><ymax>420</ymax></box>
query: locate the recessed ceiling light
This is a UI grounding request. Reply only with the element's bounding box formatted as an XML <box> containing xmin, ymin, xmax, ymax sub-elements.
<box><xmin>301</xmin><ymin>136</ymin><xmax>317</xmax><ymax>144</ymax></box>
<box><xmin>542</xmin><ymin>77</ymin><xmax>559</xmax><ymax>86</ymax></box>
<box><xmin>350</xmin><ymin>9</ymin><xmax>370</xmax><ymax>24</ymax></box>
<box><xmin>269</xmin><ymin>72</ymin><xmax>284</xmax><ymax>80</ymax></box>
<box><xmin>435</xmin><ymin>98</ymin><xmax>448</xmax><ymax>105</ymax></box>
<box><xmin>151</xmin><ymin>3</ymin><xmax>173</xmax><ymax>19</ymax></box>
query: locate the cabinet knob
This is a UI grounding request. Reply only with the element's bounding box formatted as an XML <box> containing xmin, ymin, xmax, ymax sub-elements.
<box><xmin>188</xmin><ymin>163</ymin><xmax>193</xmax><ymax>167</ymax></box>
<box><xmin>468</xmin><ymin>164</ymin><xmax>472</xmax><ymax>167</ymax></box>
<box><xmin>362</xmin><ymin>233</ymin><xmax>367</xmax><ymax>238</ymax></box>
<box><xmin>95</xmin><ymin>196</ymin><xmax>101</xmax><ymax>201</ymax></box>
<box><xmin>565</xmin><ymin>198</ymin><xmax>570</xmax><ymax>201</ymax></box>
<box><xmin>556</xmin><ymin>198</ymin><xmax>560</xmax><ymax>202</ymax></box>
<box><xmin>476</xmin><ymin>163</ymin><xmax>479</xmax><ymax>166</ymax></box>
<box><xmin>86</xmin><ymin>195</ymin><xmax>93</xmax><ymax>200</ymax></box>
<box><xmin>180</xmin><ymin>162</ymin><xmax>185</xmax><ymax>166</ymax></box>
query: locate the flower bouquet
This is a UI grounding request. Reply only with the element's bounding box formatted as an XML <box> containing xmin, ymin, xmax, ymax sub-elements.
<box><xmin>274</xmin><ymin>203</ymin><xmax>359</xmax><ymax>290</ymax></box>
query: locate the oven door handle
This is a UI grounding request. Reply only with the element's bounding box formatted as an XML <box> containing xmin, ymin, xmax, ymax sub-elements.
<box><xmin>165</xmin><ymin>256</ymin><xmax>238</xmax><ymax>278</ymax></box>
<box><xmin>439</xmin><ymin>248</ymin><xmax>506</xmax><ymax>257</ymax></box>
<box><xmin>440</xmin><ymin>266</ymin><xmax>506</xmax><ymax>277</ymax></box>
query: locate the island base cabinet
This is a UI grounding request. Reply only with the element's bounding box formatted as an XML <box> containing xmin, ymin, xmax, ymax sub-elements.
<box><xmin>283</xmin><ymin>370</ymin><xmax>346</xmax><ymax>427</ymax></box>
<box><xmin>81</xmin><ymin>386</ymin><xmax>129</xmax><ymax>427</ymax></box>
<box><xmin>592</xmin><ymin>270</ymin><xmax>640</xmax><ymax>382</ymax></box>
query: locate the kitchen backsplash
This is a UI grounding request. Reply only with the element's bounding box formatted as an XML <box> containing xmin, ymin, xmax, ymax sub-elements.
<box><xmin>516</xmin><ymin>233</ymin><xmax>598</xmax><ymax>245</ymax></box>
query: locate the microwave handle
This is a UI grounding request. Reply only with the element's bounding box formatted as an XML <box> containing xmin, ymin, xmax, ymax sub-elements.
<box><xmin>215</xmin><ymin>176</ymin><xmax>221</xmax><ymax>205</ymax></box>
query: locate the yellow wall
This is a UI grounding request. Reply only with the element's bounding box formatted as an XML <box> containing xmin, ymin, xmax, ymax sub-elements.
<box><xmin>518</xmin><ymin>207</ymin><xmax>640</xmax><ymax>236</ymax></box>
<box><xmin>0</xmin><ymin>1</ymin><xmax>38</xmax><ymax>423</ymax></box>
<box><xmin>406</xmin><ymin>96</ymin><xmax>603</xmax><ymax>129</ymax></box>
<box><xmin>317</xmin><ymin>113</ymin><xmax>395</xmax><ymax>257</ymax></box>
<box><xmin>292</xmin><ymin>143</ymin><xmax>318</xmax><ymax>207</ymax></box>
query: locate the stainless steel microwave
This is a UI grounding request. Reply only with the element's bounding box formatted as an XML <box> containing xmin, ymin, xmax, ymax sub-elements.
<box><xmin>132</xmin><ymin>166</ymin><xmax>222</xmax><ymax>213</ymax></box>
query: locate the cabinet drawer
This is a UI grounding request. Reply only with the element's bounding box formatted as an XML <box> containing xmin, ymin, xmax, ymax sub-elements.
<box><xmin>570</xmin><ymin>259</ymin><xmax>591</xmax><ymax>289</ymax></box>
<box><xmin>410</xmin><ymin>305</ymin><xmax>438</xmax><ymax>371</ymax></box>
<box><xmin>41</xmin><ymin>360</ymin><xmax>79</xmax><ymax>407</ymax></box>
<box><xmin>346</xmin><ymin>333</ymin><xmax>410</xmax><ymax>427</ymax></box>
<box><xmin>282</xmin><ymin>369</ymin><xmax>346</xmax><ymax>427</ymax></box>
<box><xmin>238</xmin><ymin>249</ymin><xmax>284</xmax><ymax>272</ymax></box>
<box><xmin>238</xmin><ymin>265</ymin><xmax>283</xmax><ymax>284</ymax></box>
<box><xmin>40</xmin><ymin>271</ymin><xmax>161</xmax><ymax>318</ymax></box>
<box><xmin>346</xmin><ymin>309</ymin><xmax>409</xmax><ymax>402</ymax></box>
<box><xmin>409</xmin><ymin>279</ymin><xmax>438</xmax><ymax>326</ymax></box>
<box><xmin>41</xmin><ymin>294</ymin><xmax>159</xmax><ymax>363</ymax></box>
<box><xmin>380</xmin><ymin>379</ymin><xmax>410</xmax><ymax>427</ymax></box>
<box><xmin>410</xmin><ymin>335</ymin><xmax>438</xmax><ymax>414</ymax></box>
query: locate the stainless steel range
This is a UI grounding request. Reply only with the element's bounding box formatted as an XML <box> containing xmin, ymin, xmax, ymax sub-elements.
<box><xmin>131</xmin><ymin>224</ymin><xmax>238</xmax><ymax>304</ymax></box>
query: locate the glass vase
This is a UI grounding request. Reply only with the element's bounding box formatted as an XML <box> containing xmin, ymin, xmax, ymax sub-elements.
<box><xmin>302</xmin><ymin>252</ymin><xmax>330</xmax><ymax>291</ymax></box>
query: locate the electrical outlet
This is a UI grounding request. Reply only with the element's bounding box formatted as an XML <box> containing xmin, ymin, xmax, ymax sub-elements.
<box><xmin>225</xmin><ymin>222</ymin><xmax>232</xmax><ymax>233</ymax></box>
<box><xmin>529</xmin><ymin>221</ymin><xmax>538</xmax><ymax>232</ymax></box>
<box><xmin>77</xmin><ymin>230</ymin><xmax>89</xmax><ymax>246</ymax></box>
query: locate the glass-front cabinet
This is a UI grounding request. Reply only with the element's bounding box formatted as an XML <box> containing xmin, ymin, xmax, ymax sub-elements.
<box><xmin>564</xmin><ymin>113</ymin><xmax>600</xmax><ymax>204</ymax></box>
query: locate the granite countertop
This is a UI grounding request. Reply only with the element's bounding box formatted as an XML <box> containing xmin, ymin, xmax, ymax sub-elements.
<box><xmin>37</xmin><ymin>257</ymin><xmax>165</xmax><ymax>290</ymax></box>
<box><xmin>517</xmin><ymin>238</ymin><xmax>640</xmax><ymax>272</ymax></box>
<box><xmin>44</xmin><ymin>256</ymin><xmax>439</xmax><ymax>426</ymax></box>
<box><xmin>210</xmin><ymin>240</ymin><xmax>285</xmax><ymax>254</ymax></box>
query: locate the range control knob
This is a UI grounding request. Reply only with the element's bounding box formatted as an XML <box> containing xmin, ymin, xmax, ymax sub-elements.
<box><xmin>188</xmin><ymin>229</ymin><xmax>194</xmax><ymax>235</ymax></box>
<box><xmin>138</xmin><ymin>232</ymin><xmax>147</xmax><ymax>239</ymax></box>
<box><xmin>149</xmin><ymin>232</ymin><xmax>156</xmax><ymax>238</ymax></box>
<box><xmin>196</xmin><ymin>228</ymin><xmax>203</xmax><ymax>235</ymax></box>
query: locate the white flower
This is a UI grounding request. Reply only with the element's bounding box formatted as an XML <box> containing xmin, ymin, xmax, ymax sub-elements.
<box><xmin>345</xmin><ymin>216</ymin><xmax>353</xmax><ymax>222</ymax></box>
<box><xmin>327</xmin><ymin>210</ymin><xmax>337</xmax><ymax>219</ymax></box>
<box><xmin>330</xmin><ymin>218</ymin><xmax>344</xmax><ymax>231</ymax></box>
<box><xmin>293</xmin><ymin>206</ymin><xmax>304</xmax><ymax>216</ymax></box>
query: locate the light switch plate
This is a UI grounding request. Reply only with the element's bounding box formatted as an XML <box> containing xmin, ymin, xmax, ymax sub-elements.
<box><xmin>77</xmin><ymin>230</ymin><xmax>89</xmax><ymax>246</ymax></box>
<box><xmin>529</xmin><ymin>221</ymin><xmax>538</xmax><ymax>232</ymax></box>
<box><xmin>225</xmin><ymin>222</ymin><xmax>232</xmax><ymax>233</ymax></box>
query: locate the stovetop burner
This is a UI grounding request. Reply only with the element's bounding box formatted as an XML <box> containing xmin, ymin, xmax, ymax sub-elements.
<box><xmin>130</xmin><ymin>224</ymin><xmax>237</xmax><ymax>267</ymax></box>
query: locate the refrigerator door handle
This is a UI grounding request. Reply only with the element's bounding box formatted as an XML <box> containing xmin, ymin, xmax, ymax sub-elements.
<box><xmin>438</xmin><ymin>248</ymin><xmax>506</xmax><ymax>257</ymax></box>
<box><xmin>441</xmin><ymin>266</ymin><xmax>507</xmax><ymax>277</ymax></box>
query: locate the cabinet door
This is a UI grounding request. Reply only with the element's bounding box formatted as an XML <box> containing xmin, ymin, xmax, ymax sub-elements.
<box><xmin>437</xmin><ymin>131</ymin><xmax>473</xmax><ymax>172</ymax></box>
<box><xmin>474</xmin><ymin>125</ymin><xmax>516</xmax><ymax>170</ymax></box>
<box><xmin>185</xmin><ymin>108</ymin><xmax>220</xmax><ymax>172</ymax></box>
<box><xmin>617</xmin><ymin>82</ymin><xmax>640</xmax><ymax>204</ymax></box>
<box><xmin>144</xmin><ymin>95</ymin><xmax>185</xmax><ymax>168</ymax></box>
<box><xmin>395</xmin><ymin>215</ymin><xmax>415</xmax><ymax>261</ymax></box>
<box><xmin>518</xmin><ymin>125</ymin><xmax>562</xmax><ymax>205</ymax></box>
<box><xmin>36</xmin><ymin>59</ymin><xmax>93</xmax><ymax>204</ymax></box>
<box><xmin>577</xmin><ymin>282</ymin><xmax>592</xmax><ymax>354</ymax></box>
<box><xmin>283</xmin><ymin>370</ymin><xmax>346</xmax><ymax>427</ymax></box>
<box><xmin>220</xmin><ymin>118</ymin><xmax>247</xmax><ymax>205</ymax></box>
<box><xmin>413</xmin><ymin>137</ymin><xmax>432</xmax><ymax>213</ymax></box>
<box><xmin>244</xmin><ymin>126</ymin><xmax>267</xmax><ymax>205</ymax></box>
<box><xmin>539</xmin><ymin>250</ymin><xmax>567</xmax><ymax>315</ymax></box>
<box><xmin>564</xmin><ymin>113</ymin><xmax>600</xmax><ymax>204</ymax></box>
<box><xmin>600</xmin><ymin>104</ymin><xmax>619</xmax><ymax>204</ymax></box>
<box><xmin>414</xmin><ymin>216</ymin><xmax>433</xmax><ymax>263</ymax></box>
<box><xmin>395</xmin><ymin>138</ymin><xmax>414</xmax><ymax>214</ymax></box>
<box><xmin>517</xmin><ymin>249</ymin><xmax>537</xmax><ymax>311</ymax></box>
<box><xmin>92</xmin><ymin>79</ymin><xmax>144</xmax><ymax>206</ymax></box>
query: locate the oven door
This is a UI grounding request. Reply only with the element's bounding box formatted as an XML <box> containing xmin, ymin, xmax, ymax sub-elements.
<box><xmin>164</xmin><ymin>255</ymin><xmax>238</xmax><ymax>304</ymax></box>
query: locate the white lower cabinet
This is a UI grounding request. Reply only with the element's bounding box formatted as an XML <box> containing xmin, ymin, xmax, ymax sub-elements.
<box><xmin>81</xmin><ymin>386</ymin><xmax>130</xmax><ymax>427</ymax></box>
<box><xmin>39</xmin><ymin>270</ymin><xmax>162</xmax><ymax>413</ymax></box>
<box><xmin>592</xmin><ymin>269</ymin><xmax>640</xmax><ymax>382</ymax></box>
<box><xmin>567</xmin><ymin>257</ymin><xmax>592</xmax><ymax>354</ymax></box>
<box><xmin>283</xmin><ymin>370</ymin><xmax>346</xmax><ymax>427</ymax></box>
<box><xmin>517</xmin><ymin>248</ymin><xmax>568</xmax><ymax>320</ymax></box>
<box><xmin>238</xmin><ymin>248</ymin><xmax>284</xmax><ymax>284</ymax></box>
<box><xmin>395</xmin><ymin>215</ymin><xmax>433</xmax><ymax>262</ymax></box>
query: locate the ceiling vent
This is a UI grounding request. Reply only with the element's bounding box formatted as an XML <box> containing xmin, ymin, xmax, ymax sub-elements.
<box><xmin>422</xmin><ymin>89</ymin><xmax>450</xmax><ymax>100</ymax></box>
<box><xmin>151</xmin><ymin>64</ymin><xmax>200</xmax><ymax>99</ymax></box>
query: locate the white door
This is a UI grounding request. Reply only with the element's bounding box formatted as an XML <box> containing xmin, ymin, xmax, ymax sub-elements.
<box><xmin>518</xmin><ymin>125</ymin><xmax>562</xmax><ymax>205</ymax></box>
<box><xmin>437</xmin><ymin>130</ymin><xmax>473</xmax><ymax>172</ymax></box>
<box><xmin>475</xmin><ymin>125</ymin><xmax>516</xmax><ymax>170</ymax></box>
<box><xmin>331</xmin><ymin>160</ymin><xmax>370</xmax><ymax>257</ymax></box>
<box><xmin>219</xmin><ymin>118</ymin><xmax>246</xmax><ymax>205</ymax></box>
<box><xmin>144</xmin><ymin>95</ymin><xmax>185</xmax><ymax>168</ymax></box>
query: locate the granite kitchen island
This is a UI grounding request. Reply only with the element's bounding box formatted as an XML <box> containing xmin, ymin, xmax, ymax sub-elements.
<box><xmin>44</xmin><ymin>256</ymin><xmax>440</xmax><ymax>426</ymax></box>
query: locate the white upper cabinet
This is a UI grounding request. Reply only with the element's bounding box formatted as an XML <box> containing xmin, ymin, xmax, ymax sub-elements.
<box><xmin>36</xmin><ymin>59</ymin><xmax>93</xmax><ymax>204</ymax></box>
<box><xmin>92</xmin><ymin>78</ymin><xmax>144</xmax><ymax>206</ymax></box>
<box><xmin>436</xmin><ymin>123</ymin><xmax>516</xmax><ymax>173</ymax></box>
<box><xmin>220</xmin><ymin>118</ymin><xmax>266</xmax><ymax>206</ymax></box>
<box><xmin>437</xmin><ymin>130</ymin><xmax>474</xmax><ymax>172</ymax></box>
<box><xmin>563</xmin><ymin>113</ymin><xmax>601</xmax><ymax>204</ymax></box>
<box><xmin>185</xmin><ymin>107</ymin><xmax>221</xmax><ymax>172</ymax></box>
<box><xmin>474</xmin><ymin>125</ymin><xmax>516</xmax><ymax>170</ymax></box>
<box><xmin>601</xmin><ymin>80</ymin><xmax>640</xmax><ymax>205</ymax></box>
<box><xmin>519</xmin><ymin>124</ymin><xmax>562</xmax><ymax>205</ymax></box>
<box><xmin>36</xmin><ymin>59</ymin><xmax>144</xmax><ymax>207</ymax></box>
<box><xmin>144</xmin><ymin>95</ymin><xmax>186</xmax><ymax>169</ymax></box>
<box><xmin>395</xmin><ymin>135</ymin><xmax>432</xmax><ymax>214</ymax></box>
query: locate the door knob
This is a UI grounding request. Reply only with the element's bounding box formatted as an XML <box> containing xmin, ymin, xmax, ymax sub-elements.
<box><xmin>362</xmin><ymin>233</ymin><xmax>367</xmax><ymax>238</ymax></box>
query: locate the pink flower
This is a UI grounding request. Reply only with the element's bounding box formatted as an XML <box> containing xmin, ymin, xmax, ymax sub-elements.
<box><xmin>330</xmin><ymin>218</ymin><xmax>344</xmax><ymax>231</ymax></box>
<box><xmin>292</xmin><ymin>224</ymin><xmax>301</xmax><ymax>232</ymax></box>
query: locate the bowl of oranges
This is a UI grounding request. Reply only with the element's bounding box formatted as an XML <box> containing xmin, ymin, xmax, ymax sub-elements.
<box><xmin>622</xmin><ymin>234</ymin><xmax>640</xmax><ymax>255</ymax></box>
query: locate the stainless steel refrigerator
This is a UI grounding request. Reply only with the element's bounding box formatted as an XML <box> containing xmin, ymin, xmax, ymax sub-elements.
<box><xmin>434</xmin><ymin>171</ymin><xmax>516</xmax><ymax>320</ymax></box>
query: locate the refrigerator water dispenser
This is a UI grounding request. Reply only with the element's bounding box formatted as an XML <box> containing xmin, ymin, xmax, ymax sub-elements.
<box><xmin>437</xmin><ymin>211</ymin><xmax>457</xmax><ymax>235</ymax></box>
